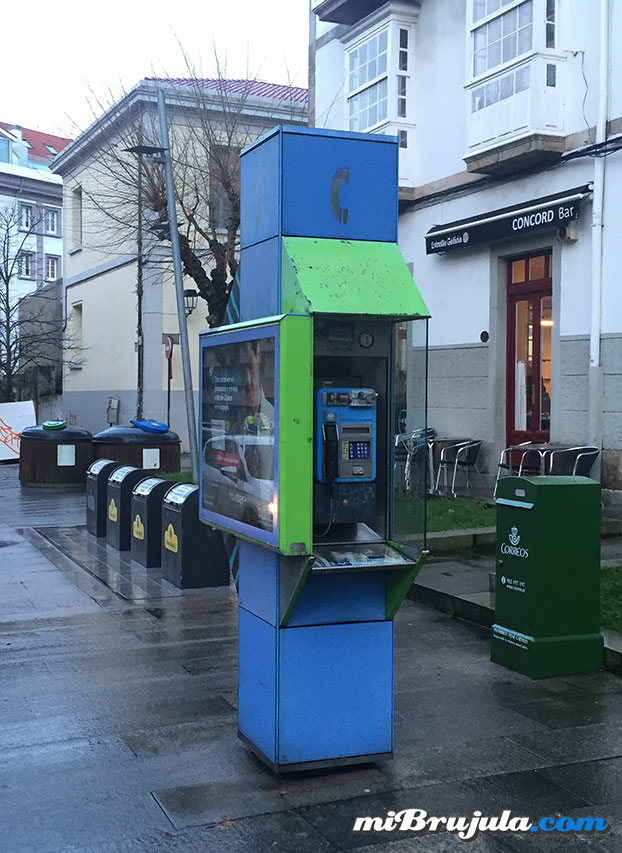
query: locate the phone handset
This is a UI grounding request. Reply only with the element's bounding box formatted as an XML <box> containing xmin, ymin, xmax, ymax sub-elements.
<box><xmin>322</xmin><ymin>422</ymin><xmax>339</xmax><ymax>483</ymax></box>
<box><xmin>330</xmin><ymin>167</ymin><xmax>349</xmax><ymax>225</ymax></box>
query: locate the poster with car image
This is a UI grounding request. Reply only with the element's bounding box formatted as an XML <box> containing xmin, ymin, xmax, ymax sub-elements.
<box><xmin>201</xmin><ymin>331</ymin><xmax>276</xmax><ymax>535</ymax></box>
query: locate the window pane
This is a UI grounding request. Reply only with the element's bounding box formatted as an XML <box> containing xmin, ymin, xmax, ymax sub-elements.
<box><xmin>398</xmin><ymin>130</ymin><xmax>408</xmax><ymax>148</ymax></box>
<box><xmin>488</xmin><ymin>17</ymin><xmax>502</xmax><ymax>42</ymax></box>
<box><xmin>502</xmin><ymin>33</ymin><xmax>517</xmax><ymax>62</ymax></box>
<box><xmin>540</xmin><ymin>296</ymin><xmax>552</xmax><ymax>431</ymax></box>
<box><xmin>502</xmin><ymin>7</ymin><xmax>517</xmax><ymax>35</ymax></box>
<box><xmin>472</xmin><ymin>87</ymin><xmax>485</xmax><ymax>112</ymax></box>
<box><xmin>546</xmin><ymin>63</ymin><xmax>556</xmax><ymax>86</ymax></box>
<box><xmin>400</xmin><ymin>28</ymin><xmax>408</xmax><ymax>49</ymax></box>
<box><xmin>485</xmin><ymin>79</ymin><xmax>499</xmax><ymax>106</ymax></box>
<box><xmin>528</xmin><ymin>255</ymin><xmax>546</xmax><ymax>280</ymax></box>
<box><xmin>515</xmin><ymin>65</ymin><xmax>530</xmax><ymax>91</ymax></box>
<box><xmin>519</xmin><ymin>0</ymin><xmax>533</xmax><ymax>25</ymax></box>
<box><xmin>517</xmin><ymin>24</ymin><xmax>532</xmax><ymax>54</ymax></box>
<box><xmin>474</xmin><ymin>0</ymin><xmax>486</xmax><ymax>20</ymax></box>
<box><xmin>368</xmin><ymin>56</ymin><xmax>377</xmax><ymax>79</ymax></box>
<box><xmin>473</xmin><ymin>49</ymin><xmax>487</xmax><ymax>76</ymax></box>
<box><xmin>546</xmin><ymin>0</ymin><xmax>555</xmax><ymax>21</ymax></box>
<box><xmin>379</xmin><ymin>29</ymin><xmax>388</xmax><ymax>51</ymax></box>
<box><xmin>546</xmin><ymin>22</ymin><xmax>555</xmax><ymax>48</ymax></box>
<box><xmin>378</xmin><ymin>51</ymin><xmax>387</xmax><ymax>76</ymax></box>
<box><xmin>512</xmin><ymin>259</ymin><xmax>526</xmax><ymax>283</ymax></box>
<box><xmin>515</xmin><ymin>300</ymin><xmax>534</xmax><ymax>431</ymax></box>
<box><xmin>487</xmin><ymin>40</ymin><xmax>501</xmax><ymax>70</ymax></box>
<box><xmin>399</xmin><ymin>50</ymin><xmax>408</xmax><ymax>71</ymax></box>
<box><xmin>500</xmin><ymin>73</ymin><xmax>514</xmax><ymax>99</ymax></box>
<box><xmin>487</xmin><ymin>0</ymin><xmax>501</xmax><ymax>14</ymax></box>
<box><xmin>474</xmin><ymin>29</ymin><xmax>486</xmax><ymax>51</ymax></box>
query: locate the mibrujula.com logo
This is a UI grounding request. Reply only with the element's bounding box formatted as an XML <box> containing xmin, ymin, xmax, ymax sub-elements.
<box><xmin>352</xmin><ymin>809</ymin><xmax>610</xmax><ymax>840</ymax></box>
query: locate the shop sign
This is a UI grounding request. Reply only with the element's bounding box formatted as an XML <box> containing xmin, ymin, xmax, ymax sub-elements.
<box><xmin>425</xmin><ymin>185</ymin><xmax>591</xmax><ymax>254</ymax></box>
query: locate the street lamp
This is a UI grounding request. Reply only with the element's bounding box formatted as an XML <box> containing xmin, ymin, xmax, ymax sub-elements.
<box><xmin>184</xmin><ymin>288</ymin><xmax>199</xmax><ymax>317</ymax></box>
<box><xmin>123</xmin><ymin>144</ymin><xmax>166</xmax><ymax>420</ymax></box>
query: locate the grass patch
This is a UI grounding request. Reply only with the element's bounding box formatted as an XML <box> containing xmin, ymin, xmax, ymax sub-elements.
<box><xmin>601</xmin><ymin>565</ymin><xmax>622</xmax><ymax>634</ymax></box>
<box><xmin>159</xmin><ymin>470</ymin><xmax>195</xmax><ymax>484</ymax></box>
<box><xmin>427</xmin><ymin>495</ymin><xmax>495</xmax><ymax>533</ymax></box>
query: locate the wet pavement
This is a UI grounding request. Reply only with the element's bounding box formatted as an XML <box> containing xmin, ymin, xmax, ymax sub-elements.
<box><xmin>1</xmin><ymin>462</ymin><xmax>622</xmax><ymax>851</ymax></box>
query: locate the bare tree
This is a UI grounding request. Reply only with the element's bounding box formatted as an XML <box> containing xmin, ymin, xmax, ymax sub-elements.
<box><xmin>75</xmin><ymin>69</ymin><xmax>307</xmax><ymax>327</ymax></box>
<box><xmin>0</xmin><ymin>205</ymin><xmax>72</xmax><ymax>403</ymax></box>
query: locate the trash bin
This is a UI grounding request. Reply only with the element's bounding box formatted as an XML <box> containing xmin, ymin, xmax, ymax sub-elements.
<box><xmin>161</xmin><ymin>484</ymin><xmax>229</xmax><ymax>588</ymax></box>
<box><xmin>492</xmin><ymin>475</ymin><xmax>604</xmax><ymax>678</ymax></box>
<box><xmin>130</xmin><ymin>477</ymin><xmax>172</xmax><ymax>568</ymax></box>
<box><xmin>86</xmin><ymin>459</ymin><xmax>121</xmax><ymax>537</ymax></box>
<box><xmin>106</xmin><ymin>466</ymin><xmax>151</xmax><ymax>551</ymax></box>
<box><xmin>19</xmin><ymin>425</ymin><xmax>93</xmax><ymax>488</ymax></box>
<box><xmin>93</xmin><ymin>425</ymin><xmax>181</xmax><ymax>473</ymax></box>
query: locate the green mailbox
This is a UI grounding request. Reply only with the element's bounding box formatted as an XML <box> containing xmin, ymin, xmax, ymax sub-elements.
<box><xmin>492</xmin><ymin>475</ymin><xmax>604</xmax><ymax>678</ymax></box>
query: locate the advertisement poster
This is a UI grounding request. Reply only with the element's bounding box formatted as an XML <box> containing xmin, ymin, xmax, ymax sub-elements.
<box><xmin>0</xmin><ymin>401</ymin><xmax>36</xmax><ymax>460</ymax></box>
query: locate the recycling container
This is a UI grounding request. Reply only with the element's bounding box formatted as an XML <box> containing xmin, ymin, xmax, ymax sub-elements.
<box><xmin>130</xmin><ymin>477</ymin><xmax>172</xmax><ymax>568</ymax></box>
<box><xmin>161</xmin><ymin>484</ymin><xmax>229</xmax><ymax>588</ymax></box>
<box><xmin>86</xmin><ymin>459</ymin><xmax>121</xmax><ymax>536</ymax></box>
<box><xmin>106</xmin><ymin>466</ymin><xmax>151</xmax><ymax>551</ymax></box>
<box><xmin>492</xmin><ymin>475</ymin><xmax>604</xmax><ymax>678</ymax></box>
<box><xmin>93</xmin><ymin>426</ymin><xmax>181</xmax><ymax>473</ymax></box>
<box><xmin>19</xmin><ymin>426</ymin><xmax>93</xmax><ymax>488</ymax></box>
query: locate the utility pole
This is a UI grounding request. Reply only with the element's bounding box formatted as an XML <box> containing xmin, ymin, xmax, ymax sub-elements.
<box><xmin>136</xmin><ymin>150</ymin><xmax>144</xmax><ymax>420</ymax></box>
<box><xmin>156</xmin><ymin>89</ymin><xmax>200</xmax><ymax>483</ymax></box>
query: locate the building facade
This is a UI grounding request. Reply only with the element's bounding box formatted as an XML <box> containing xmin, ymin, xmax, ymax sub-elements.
<box><xmin>52</xmin><ymin>79</ymin><xmax>307</xmax><ymax>448</ymax></box>
<box><xmin>310</xmin><ymin>0</ymin><xmax>622</xmax><ymax>499</ymax></box>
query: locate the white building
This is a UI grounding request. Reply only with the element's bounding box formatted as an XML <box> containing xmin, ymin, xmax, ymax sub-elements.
<box><xmin>310</xmin><ymin>0</ymin><xmax>622</xmax><ymax>499</ymax></box>
<box><xmin>0</xmin><ymin>124</ymin><xmax>70</xmax><ymax>301</ymax></box>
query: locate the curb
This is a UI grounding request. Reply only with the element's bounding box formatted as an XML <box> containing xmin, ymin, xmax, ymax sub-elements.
<box><xmin>409</xmin><ymin>573</ymin><xmax>622</xmax><ymax>676</ymax></box>
<box><xmin>427</xmin><ymin>518</ymin><xmax>622</xmax><ymax>554</ymax></box>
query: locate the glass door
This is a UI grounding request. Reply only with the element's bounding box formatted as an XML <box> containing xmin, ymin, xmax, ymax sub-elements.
<box><xmin>506</xmin><ymin>252</ymin><xmax>552</xmax><ymax>447</ymax></box>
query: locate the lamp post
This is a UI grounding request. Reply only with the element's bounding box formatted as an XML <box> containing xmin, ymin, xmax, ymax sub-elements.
<box><xmin>124</xmin><ymin>144</ymin><xmax>166</xmax><ymax>421</ymax></box>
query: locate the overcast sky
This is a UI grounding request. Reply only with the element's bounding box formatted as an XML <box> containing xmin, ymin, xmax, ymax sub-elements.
<box><xmin>2</xmin><ymin>0</ymin><xmax>309</xmax><ymax>139</ymax></box>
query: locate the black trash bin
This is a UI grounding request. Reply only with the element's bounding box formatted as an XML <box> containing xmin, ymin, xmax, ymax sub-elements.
<box><xmin>86</xmin><ymin>459</ymin><xmax>121</xmax><ymax>537</ymax></box>
<box><xmin>130</xmin><ymin>477</ymin><xmax>172</xmax><ymax>568</ymax></box>
<box><xmin>106</xmin><ymin>466</ymin><xmax>151</xmax><ymax>551</ymax></box>
<box><xmin>93</xmin><ymin>426</ymin><xmax>181</xmax><ymax>473</ymax></box>
<box><xmin>161</xmin><ymin>484</ymin><xmax>229</xmax><ymax>588</ymax></box>
<box><xmin>20</xmin><ymin>426</ymin><xmax>93</xmax><ymax>488</ymax></box>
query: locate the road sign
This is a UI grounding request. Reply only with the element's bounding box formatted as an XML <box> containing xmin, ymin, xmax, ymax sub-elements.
<box><xmin>164</xmin><ymin>336</ymin><xmax>174</xmax><ymax>360</ymax></box>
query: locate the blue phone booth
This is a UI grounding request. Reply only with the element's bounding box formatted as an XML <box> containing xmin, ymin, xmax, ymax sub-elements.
<box><xmin>200</xmin><ymin>126</ymin><xmax>430</xmax><ymax>771</ymax></box>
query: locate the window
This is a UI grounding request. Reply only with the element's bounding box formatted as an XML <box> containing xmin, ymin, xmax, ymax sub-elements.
<box><xmin>19</xmin><ymin>204</ymin><xmax>33</xmax><ymax>230</ymax></box>
<box><xmin>44</xmin><ymin>144</ymin><xmax>58</xmax><ymax>156</ymax></box>
<box><xmin>18</xmin><ymin>252</ymin><xmax>35</xmax><ymax>278</ymax></box>
<box><xmin>347</xmin><ymin>23</ymin><xmax>412</xmax><ymax>133</ymax></box>
<box><xmin>45</xmin><ymin>255</ymin><xmax>60</xmax><ymax>281</ymax></box>
<box><xmin>398</xmin><ymin>130</ymin><xmax>408</xmax><ymax>148</ymax></box>
<box><xmin>70</xmin><ymin>302</ymin><xmax>83</xmax><ymax>365</ymax></box>
<box><xmin>348</xmin><ymin>29</ymin><xmax>388</xmax><ymax>91</ymax></box>
<box><xmin>473</xmin><ymin>0</ymin><xmax>533</xmax><ymax>76</ymax></box>
<box><xmin>471</xmin><ymin>64</ymin><xmax>530</xmax><ymax>111</ymax></box>
<box><xmin>44</xmin><ymin>208</ymin><xmax>59</xmax><ymax>234</ymax></box>
<box><xmin>71</xmin><ymin>186</ymin><xmax>83</xmax><ymax>248</ymax></box>
<box><xmin>545</xmin><ymin>0</ymin><xmax>555</xmax><ymax>48</ymax></box>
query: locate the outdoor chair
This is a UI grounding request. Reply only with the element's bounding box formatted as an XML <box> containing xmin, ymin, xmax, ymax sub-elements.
<box><xmin>493</xmin><ymin>440</ymin><xmax>532</xmax><ymax>498</ymax></box>
<box><xmin>394</xmin><ymin>427</ymin><xmax>433</xmax><ymax>494</ymax></box>
<box><xmin>434</xmin><ymin>439</ymin><xmax>483</xmax><ymax>497</ymax></box>
<box><xmin>548</xmin><ymin>445</ymin><xmax>599</xmax><ymax>476</ymax></box>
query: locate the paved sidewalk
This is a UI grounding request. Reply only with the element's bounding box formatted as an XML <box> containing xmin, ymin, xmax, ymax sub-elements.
<box><xmin>1</xmin><ymin>463</ymin><xmax>621</xmax><ymax>851</ymax></box>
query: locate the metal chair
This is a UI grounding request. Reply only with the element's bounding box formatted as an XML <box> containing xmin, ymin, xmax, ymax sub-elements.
<box><xmin>434</xmin><ymin>440</ymin><xmax>483</xmax><ymax>497</ymax></box>
<box><xmin>548</xmin><ymin>446</ymin><xmax>599</xmax><ymax>476</ymax></box>
<box><xmin>493</xmin><ymin>441</ymin><xmax>531</xmax><ymax>498</ymax></box>
<box><xmin>394</xmin><ymin>428</ymin><xmax>432</xmax><ymax>495</ymax></box>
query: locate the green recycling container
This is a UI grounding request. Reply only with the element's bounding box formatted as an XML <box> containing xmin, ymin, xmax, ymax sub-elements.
<box><xmin>492</xmin><ymin>475</ymin><xmax>604</xmax><ymax>679</ymax></box>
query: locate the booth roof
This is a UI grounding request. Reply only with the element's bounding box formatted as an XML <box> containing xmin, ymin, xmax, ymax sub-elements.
<box><xmin>281</xmin><ymin>237</ymin><xmax>430</xmax><ymax>319</ymax></box>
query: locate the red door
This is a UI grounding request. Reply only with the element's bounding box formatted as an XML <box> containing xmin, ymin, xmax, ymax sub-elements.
<box><xmin>506</xmin><ymin>252</ymin><xmax>552</xmax><ymax>447</ymax></box>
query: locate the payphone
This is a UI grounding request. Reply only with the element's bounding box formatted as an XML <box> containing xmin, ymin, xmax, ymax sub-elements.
<box><xmin>199</xmin><ymin>125</ymin><xmax>430</xmax><ymax>772</ymax></box>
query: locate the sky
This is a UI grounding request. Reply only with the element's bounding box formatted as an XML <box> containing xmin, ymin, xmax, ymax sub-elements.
<box><xmin>1</xmin><ymin>0</ymin><xmax>309</xmax><ymax>139</ymax></box>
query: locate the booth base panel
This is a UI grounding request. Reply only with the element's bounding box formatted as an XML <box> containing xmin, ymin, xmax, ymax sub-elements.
<box><xmin>238</xmin><ymin>608</ymin><xmax>394</xmax><ymax>769</ymax></box>
<box><xmin>238</xmin><ymin>730</ymin><xmax>392</xmax><ymax>773</ymax></box>
<box><xmin>491</xmin><ymin>624</ymin><xmax>604</xmax><ymax>679</ymax></box>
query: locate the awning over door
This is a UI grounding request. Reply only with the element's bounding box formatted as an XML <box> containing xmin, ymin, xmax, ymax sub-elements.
<box><xmin>425</xmin><ymin>184</ymin><xmax>592</xmax><ymax>255</ymax></box>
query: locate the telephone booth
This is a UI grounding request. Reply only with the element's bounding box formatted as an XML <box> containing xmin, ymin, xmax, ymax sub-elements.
<box><xmin>199</xmin><ymin>126</ymin><xmax>429</xmax><ymax>771</ymax></box>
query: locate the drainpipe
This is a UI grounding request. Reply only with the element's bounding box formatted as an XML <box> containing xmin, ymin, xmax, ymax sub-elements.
<box><xmin>587</xmin><ymin>0</ymin><xmax>609</xmax><ymax>476</ymax></box>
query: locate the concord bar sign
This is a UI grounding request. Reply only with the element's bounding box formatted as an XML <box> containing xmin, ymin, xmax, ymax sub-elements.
<box><xmin>425</xmin><ymin>185</ymin><xmax>592</xmax><ymax>254</ymax></box>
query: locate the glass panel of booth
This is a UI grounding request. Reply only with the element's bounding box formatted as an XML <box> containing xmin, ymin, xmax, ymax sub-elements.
<box><xmin>199</xmin><ymin>322</ymin><xmax>278</xmax><ymax>547</ymax></box>
<box><xmin>391</xmin><ymin>318</ymin><xmax>428</xmax><ymax>559</ymax></box>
